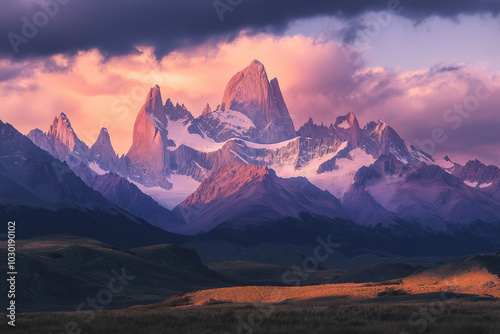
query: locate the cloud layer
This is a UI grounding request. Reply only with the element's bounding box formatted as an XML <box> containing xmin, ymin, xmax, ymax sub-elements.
<box><xmin>1</xmin><ymin>0</ymin><xmax>500</xmax><ymax>59</ymax></box>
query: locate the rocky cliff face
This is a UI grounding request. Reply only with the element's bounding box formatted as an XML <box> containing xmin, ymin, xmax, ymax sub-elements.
<box><xmin>126</xmin><ymin>85</ymin><xmax>173</xmax><ymax>188</ymax></box>
<box><xmin>165</xmin><ymin>98</ymin><xmax>195</xmax><ymax>124</ymax></box>
<box><xmin>218</xmin><ymin>60</ymin><xmax>296</xmax><ymax>143</ymax></box>
<box><xmin>296</xmin><ymin>117</ymin><xmax>335</xmax><ymax>139</ymax></box>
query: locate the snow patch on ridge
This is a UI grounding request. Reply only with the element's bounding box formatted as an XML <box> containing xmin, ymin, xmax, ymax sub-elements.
<box><xmin>436</xmin><ymin>159</ymin><xmax>454</xmax><ymax>169</ymax></box>
<box><xmin>148</xmin><ymin>114</ymin><xmax>167</xmax><ymax>132</ymax></box>
<box><xmin>129</xmin><ymin>174</ymin><xmax>201</xmax><ymax>209</ymax></box>
<box><xmin>464</xmin><ymin>181</ymin><xmax>478</xmax><ymax>188</ymax></box>
<box><xmin>166</xmin><ymin>113</ymin><xmax>300</xmax><ymax>153</ymax></box>
<box><xmin>309</xmin><ymin>148</ymin><xmax>376</xmax><ymax>198</ymax></box>
<box><xmin>88</xmin><ymin>162</ymin><xmax>107</xmax><ymax>176</ymax></box>
<box><xmin>244</xmin><ymin>137</ymin><xmax>300</xmax><ymax>150</ymax></box>
<box><xmin>337</xmin><ymin>120</ymin><xmax>350</xmax><ymax>129</ymax></box>
<box><xmin>211</xmin><ymin>109</ymin><xmax>256</xmax><ymax>133</ymax></box>
<box><xmin>166</xmin><ymin>117</ymin><xmax>218</xmax><ymax>152</ymax></box>
<box><xmin>274</xmin><ymin>143</ymin><xmax>376</xmax><ymax>198</ymax></box>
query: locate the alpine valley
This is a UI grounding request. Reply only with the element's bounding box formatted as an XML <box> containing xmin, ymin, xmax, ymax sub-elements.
<box><xmin>3</xmin><ymin>59</ymin><xmax>500</xmax><ymax>259</ymax></box>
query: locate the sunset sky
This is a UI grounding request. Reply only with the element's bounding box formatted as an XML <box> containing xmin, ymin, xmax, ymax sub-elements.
<box><xmin>0</xmin><ymin>0</ymin><xmax>499</xmax><ymax>165</ymax></box>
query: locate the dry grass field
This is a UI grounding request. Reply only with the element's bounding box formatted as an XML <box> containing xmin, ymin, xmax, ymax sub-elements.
<box><xmin>1</xmin><ymin>299</ymin><xmax>499</xmax><ymax>334</ymax></box>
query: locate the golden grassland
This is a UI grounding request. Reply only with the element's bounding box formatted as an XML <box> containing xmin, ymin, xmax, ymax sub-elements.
<box><xmin>2</xmin><ymin>267</ymin><xmax>499</xmax><ymax>333</ymax></box>
<box><xmin>1</xmin><ymin>300</ymin><xmax>499</xmax><ymax>334</ymax></box>
<box><xmin>138</xmin><ymin>268</ymin><xmax>500</xmax><ymax>307</ymax></box>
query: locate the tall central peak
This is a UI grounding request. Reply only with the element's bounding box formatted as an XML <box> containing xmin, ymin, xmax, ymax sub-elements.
<box><xmin>220</xmin><ymin>59</ymin><xmax>296</xmax><ymax>144</ymax></box>
<box><xmin>126</xmin><ymin>85</ymin><xmax>172</xmax><ymax>188</ymax></box>
<box><xmin>144</xmin><ymin>84</ymin><xmax>168</xmax><ymax>126</ymax></box>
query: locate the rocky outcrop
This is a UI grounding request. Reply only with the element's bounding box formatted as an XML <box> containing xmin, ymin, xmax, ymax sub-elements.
<box><xmin>453</xmin><ymin>159</ymin><xmax>500</xmax><ymax>185</ymax></box>
<box><xmin>165</xmin><ymin>98</ymin><xmax>195</xmax><ymax>124</ymax></box>
<box><xmin>333</xmin><ymin>112</ymin><xmax>363</xmax><ymax>148</ymax></box>
<box><xmin>201</xmin><ymin>103</ymin><xmax>212</xmax><ymax>117</ymax></box>
<box><xmin>296</xmin><ymin>117</ymin><xmax>335</xmax><ymax>139</ymax></box>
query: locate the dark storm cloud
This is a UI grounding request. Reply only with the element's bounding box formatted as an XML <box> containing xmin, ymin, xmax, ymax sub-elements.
<box><xmin>0</xmin><ymin>61</ymin><xmax>34</xmax><ymax>82</ymax></box>
<box><xmin>338</xmin><ymin>19</ymin><xmax>369</xmax><ymax>45</ymax></box>
<box><xmin>0</xmin><ymin>66</ymin><xmax>24</xmax><ymax>82</ymax></box>
<box><xmin>1</xmin><ymin>0</ymin><xmax>499</xmax><ymax>60</ymax></box>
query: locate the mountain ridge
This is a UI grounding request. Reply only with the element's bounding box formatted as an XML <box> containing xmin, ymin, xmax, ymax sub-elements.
<box><xmin>19</xmin><ymin>59</ymin><xmax>500</xmax><ymax>253</ymax></box>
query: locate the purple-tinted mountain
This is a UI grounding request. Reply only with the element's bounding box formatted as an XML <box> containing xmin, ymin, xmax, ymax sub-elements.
<box><xmin>29</xmin><ymin>115</ymin><xmax>123</xmax><ymax>184</ymax></box>
<box><xmin>28</xmin><ymin>113</ymin><xmax>90</xmax><ymax>163</ymax></box>
<box><xmin>486</xmin><ymin>180</ymin><xmax>500</xmax><ymax>202</ymax></box>
<box><xmin>21</xmin><ymin>60</ymin><xmax>500</xmax><ymax>253</ymax></box>
<box><xmin>174</xmin><ymin>162</ymin><xmax>346</xmax><ymax>234</ymax></box>
<box><xmin>90</xmin><ymin>127</ymin><xmax>120</xmax><ymax>173</ymax></box>
<box><xmin>453</xmin><ymin>159</ymin><xmax>500</xmax><ymax>185</ymax></box>
<box><xmin>0</xmin><ymin>119</ymin><xmax>186</xmax><ymax>248</ymax></box>
<box><xmin>345</xmin><ymin>154</ymin><xmax>500</xmax><ymax>230</ymax></box>
<box><xmin>90</xmin><ymin>172</ymin><xmax>181</xmax><ymax>230</ymax></box>
<box><xmin>310</xmin><ymin>113</ymin><xmax>413</xmax><ymax>175</ymax></box>
<box><xmin>361</xmin><ymin>120</ymin><xmax>413</xmax><ymax>164</ymax></box>
<box><xmin>26</xmin><ymin>128</ymin><xmax>60</xmax><ymax>159</ymax></box>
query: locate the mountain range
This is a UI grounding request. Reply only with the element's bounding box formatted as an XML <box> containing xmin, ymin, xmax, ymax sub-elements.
<box><xmin>0</xmin><ymin>119</ymin><xmax>186</xmax><ymax>248</ymax></box>
<box><xmin>4</xmin><ymin>59</ymin><xmax>499</xmax><ymax>255</ymax></box>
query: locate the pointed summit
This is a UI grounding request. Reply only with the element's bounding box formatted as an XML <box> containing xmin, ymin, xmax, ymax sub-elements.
<box><xmin>31</xmin><ymin>112</ymin><xmax>90</xmax><ymax>161</ymax></box>
<box><xmin>48</xmin><ymin>112</ymin><xmax>78</xmax><ymax>151</ymax></box>
<box><xmin>220</xmin><ymin>60</ymin><xmax>296</xmax><ymax>144</ymax></box>
<box><xmin>201</xmin><ymin>103</ymin><xmax>212</xmax><ymax>117</ymax></box>
<box><xmin>90</xmin><ymin>128</ymin><xmax>118</xmax><ymax>173</ymax></box>
<box><xmin>128</xmin><ymin>85</ymin><xmax>169</xmax><ymax>160</ymax></box>
<box><xmin>94</xmin><ymin>127</ymin><xmax>111</xmax><ymax>147</ymax></box>
<box><xmin>164</xmin><ymin>97</ymin><xmax>175</xmax><ymax>110</ymax></box>
<box><xmin>250</xmin><ymin>58</ymin><xmax>264</xmax><ymax>68</ymax></box>
<box><xmin>144</xmin><ymin>84</ymin><xmax>168</xmax><ymax>126</ymax></box>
